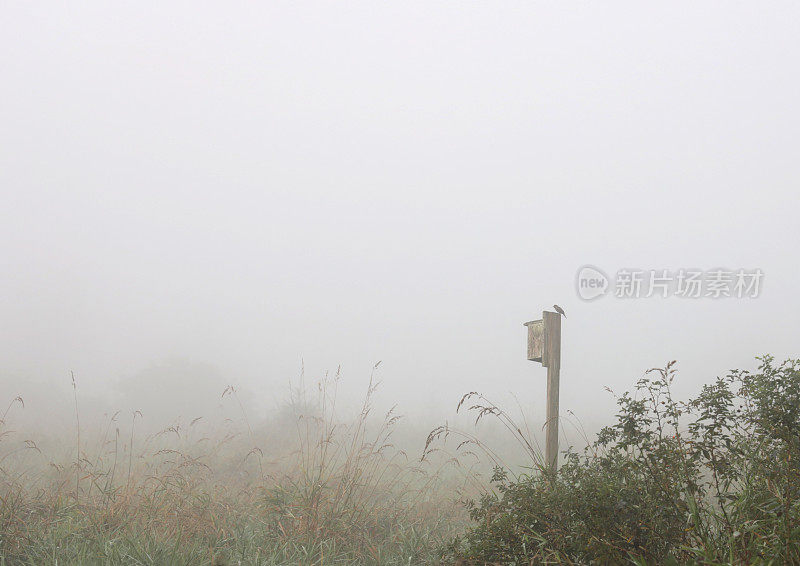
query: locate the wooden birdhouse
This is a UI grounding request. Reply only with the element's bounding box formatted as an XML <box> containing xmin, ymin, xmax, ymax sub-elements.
<box><xmin>524</xmin><ymin>312</ymin><xmax>561</xmax><ymax>368</ymax></box>
<box><xmin>524</xmin><ymin>319</ymin><xmax>544</xmax><ymax>364</ymax></box>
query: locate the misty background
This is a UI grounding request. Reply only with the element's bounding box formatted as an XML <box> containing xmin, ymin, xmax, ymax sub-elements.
<box><xmin>1</xmin><ymin>3</ymin><xmax>798</xmax><ymax>446</ymax></box>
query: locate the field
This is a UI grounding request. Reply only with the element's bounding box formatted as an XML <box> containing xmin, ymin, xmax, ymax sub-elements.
<box><xmin>3</xmin><ymin>357</ymin><xmax>800</xmax><ymax>565</ymax></box>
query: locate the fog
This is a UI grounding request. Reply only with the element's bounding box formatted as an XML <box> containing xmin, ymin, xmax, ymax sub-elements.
<box><xmin>1</xmin><ymin>3</ymin><xmax>799</xmax><ymax>445</ymax></box>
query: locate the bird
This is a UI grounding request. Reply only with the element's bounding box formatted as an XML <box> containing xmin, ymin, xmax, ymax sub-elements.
<box><xmin>553</xmin><ymin>304</ymin><xmax>566</xmax><ymax>318</ymax></box>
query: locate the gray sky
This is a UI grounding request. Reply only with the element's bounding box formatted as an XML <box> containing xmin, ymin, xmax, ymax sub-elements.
<box><xmin>1</xmin><ymin>3</ymin><xmax>798</xmax><ymax>429</ymax></box>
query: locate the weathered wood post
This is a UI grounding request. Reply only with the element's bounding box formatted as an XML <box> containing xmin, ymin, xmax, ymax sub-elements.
<box><xmin>524</xmin><ymin>310</ymin><xmax>562</xmax><ymax>472</ymax></box>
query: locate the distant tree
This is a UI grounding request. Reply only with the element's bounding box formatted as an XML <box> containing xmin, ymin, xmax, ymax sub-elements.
<box><xmin>114</xmin><ymin>359</ymin><xmax>245</xmax><ymax>429</ymax></box>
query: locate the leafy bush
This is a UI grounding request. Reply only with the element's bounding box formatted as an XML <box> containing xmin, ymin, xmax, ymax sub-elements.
<box><xmin>448</xmin><ymin>357</ymin><xmax>800</xmax><ymax>565</ymax></box>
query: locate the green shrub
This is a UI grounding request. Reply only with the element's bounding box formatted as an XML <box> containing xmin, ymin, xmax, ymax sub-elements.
<box><xmin>448</xmin><ymin>357</ymin><xmax>800</xmax><ymax>565</ymax></box>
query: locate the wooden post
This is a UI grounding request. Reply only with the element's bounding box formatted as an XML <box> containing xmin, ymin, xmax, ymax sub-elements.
<box><xmin>542</xmin><ymin>311</ymin><xmax>561</xmax><ymax>472</ymax></box>
<box><xmin>524</xmin><ymin>310</ymin><xmax>562</xmax><ymax>472</ymax></box>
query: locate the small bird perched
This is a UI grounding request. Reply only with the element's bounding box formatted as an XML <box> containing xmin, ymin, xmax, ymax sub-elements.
<box><xmin>553</xmin><ymin>304</ymin><xmax>566</xmax><ymax>318</ymax></box>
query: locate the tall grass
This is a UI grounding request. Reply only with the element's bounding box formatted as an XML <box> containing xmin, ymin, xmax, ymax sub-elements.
<box><xmin>0</xmin><ymin>366</ymin><xmax>470</xmax><ymax>565</ymax></box>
